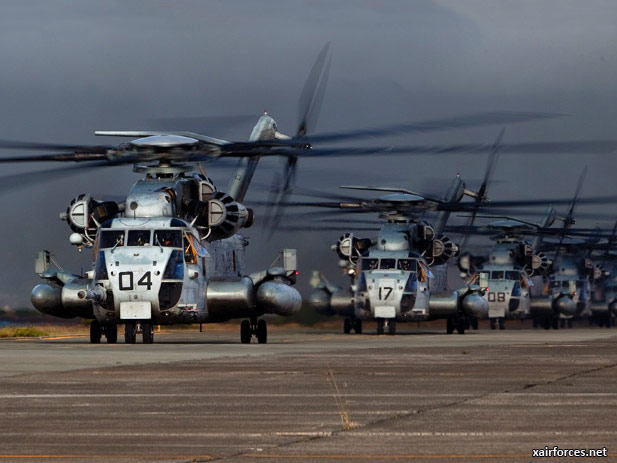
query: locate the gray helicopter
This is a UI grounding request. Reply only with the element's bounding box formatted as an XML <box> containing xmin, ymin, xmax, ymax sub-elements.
<box><xmin>302</xmin><ymin>176</ymin><xmax>491</xmax><ymax>335</ymax></box>
<box><xmin>455</xmin><ymin>216</ymin><xmax>554</xmax><ymax>330</ymax></box>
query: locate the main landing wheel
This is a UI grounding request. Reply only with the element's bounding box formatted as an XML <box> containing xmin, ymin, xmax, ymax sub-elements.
<box><xmin>90</xmin><ymin>320</ymin><xmax>102</xmax><ymax>344</ymax></box>
<box><xmin>446</xmin><ymin>318</ymin><xmax>454</xmax><ymax>334</ymax></box>
<box><xmin>354</xmin><ymin>318</ymin><xmax>363</xmax><ymax>334</ymax></box>
<box><xmin>104</xmin><ymin>324</ymin><xmax>118</xmax><ymax>344</ymax></box>
<box><xmin>256</xmin><ymin>319</ymin><xmax>267</xmax><ymax>344</ymax></box>
<box><xmin>240</xmin><ymin>320</ymin><xmax>251</xmax><ymax>344</ymax></box>
<box><xmin>456</xmin><ymin>318</ymin><xmax>466</xmax><ymax>335</ymax></box>
<box><xmin>376</xmin><ymin>319</ymin><xmax>385</xmax><ymax>335</ymax></box>
<box><xmin>343</xmin><ymin>318</ymin><xmax>352</xmax><ymax>334</ymax></box>
<box><xmin>387</xmin><ymin>319</ymin><xmax>396</xmax><ymax>335</ymax></box>
<box><xmin>125</xmin><ymin>322</ymin><xmax>137</xmax><ymax>344</ymax></box>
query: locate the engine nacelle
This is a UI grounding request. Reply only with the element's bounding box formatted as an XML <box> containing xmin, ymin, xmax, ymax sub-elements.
<box><xmin>60</xmin><ymin>194</ymin><xmax>120</xmax><ymax>247</ymax></box>
<box><xmin>309</xmin><ymin>286</ymin><xmax>356</xmax><ymax>317</ymax></box>
<box><xmin>427</xmin><ymin>235</ymin><xmax>459</xmax><ymax>266</ymax></box>
<box><xmin>334</xmin><ymin>233</ymin><xmax>372</xmax><ymax>263</ymax></box>
<box><xmin>206</xmin><ymin>192</ymin><xmax>254</xmax><ymax>241</ymax></box>
<box><xmin>527</xmin><ymin>252</ymin><xmax>551</xmax><ymax>276</ymax></box>
<box><xmin>31</xmin><ymin>279</ymin><xmax>95</xmax><ymax>319</ymax></box>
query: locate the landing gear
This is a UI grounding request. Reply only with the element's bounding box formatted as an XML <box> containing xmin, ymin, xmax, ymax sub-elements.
<box><xmin>446</xmin><ymin>318</ymin><xmax>454</xmax><ymax>334</ymax></box>
<box><xmin>552</xmin><ymin>318</ymin><xmax>559</xmax><ymax>330</ymax></box>
<box><xmin>240</xmin><ymin>318</ymin><xmax>268</xmax><ymax>344</ymax></box>
<box><xmin>142</xmin><ymin>322</ymin><xmax>154</xmax><ymax>344</ymax></box>
<box><xmin>388</xmin><ymin>319</ymin><xmax>396</xmax><ymax>335</ymax></box>
<box><xmin>90</xmin><ymin>320</ymin><xmax>101</xmax><ymax>344</ymax></box>
<box><xmin>376</xmin><ymin>318</ymin><xmax>395</xmax><ymax>335</ymax></box>
<box><xmin>105</xmin><ymin>324</ymin><xmax>118</xmax><ymax>344</ymax></box>
<box><xmin>240</xmin><ymin>320</ymin><xmax>251</xmax><ymax>344</ymax></box>
<box><xmin>490</xmin><ymin>318</ymin><xmax>505</xmax><ymax>330</ymax></box>
<box><xmin>470</xmin><ymin>318</ymin><xmax>479</xmax><ymax>330</ymax></box>
<box><xmin>257</xmin><ymin>319</ymin><xmax>267</xmax><ymax>344</ymax></box>
<box><xmin>456</xmin><ymin>318</ymin><xmax>466</xmax><ymax>335</ymax></box>
<box><xmin>124</xmin><ymin>321</ymin><xmax>137</xmax><ymax>344</ymax></box>
<box><xmin>344</xmin><ymin>317</ymin><xmax>363</xmax><ymax>334</ymax></box>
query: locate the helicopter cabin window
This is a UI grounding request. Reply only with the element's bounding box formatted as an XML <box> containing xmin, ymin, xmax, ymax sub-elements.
<box><xmin>154</xmin><ymin>230</ymin><xmax>182</xmax><ymax>248</ymax></box>
<box><xmin>397</xmin><ymin>259</ymin><xmax>416</xmax><ymax>271</ymax></box>
<box><xmin>380</xmin><ymin>259</ymin><xmax>396</xmax><ymax>270</ymax></box>
<box><xmin>361</xmin><ymin>258</ymin><xmax>379</xmax><ymax>270</ymax></box>
<box><xmin>183</xmin><ymin>233</ymin><xmax>197</xmax><ymax>264</ymax></box>
<box><xmin>491</xmin><ymin>271</ymin><xmax>505</xmax><ymax>280</ymax></box>
<box><xmin>127</xmin><ymin>230</ymin><xmax>151</xmax><ymax>246</ymax></box>
<box><xmin>100</xmin><ymin>230</ymin><xmax>125</xmax><ymax>248</ymax></box>
<box><xmin>505</xmin><ymin>271</ymin><xmax>520</xmax><ymax>280</ymax></box>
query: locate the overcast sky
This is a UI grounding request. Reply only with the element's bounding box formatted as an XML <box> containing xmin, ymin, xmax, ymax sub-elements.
<box><xmin>1</xmin><ymin>0</ymin><xmax>617</xmax><ymax>307</ymax></box>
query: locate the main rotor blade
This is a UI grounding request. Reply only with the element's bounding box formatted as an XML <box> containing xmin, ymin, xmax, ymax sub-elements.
<box><xmin>0</xmin><ymin>139</ymin><xmax>114</xmax><ymax>152</ymax></box>
<box><xmin>297</xmin><ymin>43</ymin><xmax>331</xmax><ymax>137</ymax></box>
<box><xmin>295</xmin><ymin>111</ymin><xmax>562</xmax><ymax>144</ymax></box>
<box><xmin>0</xmin><ymin>152</ymin><xmax>110</xmax><ymax>163</ymax></box>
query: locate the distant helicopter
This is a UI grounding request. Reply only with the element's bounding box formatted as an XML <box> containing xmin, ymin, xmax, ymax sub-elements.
<box><xmin>455</xmin><ymin>216</ymin><xmax>554</xmax><ymax>330</ymax></box>
<box><xmin>304</xmin><ymin>176</ymin><xmax>489</xmax><ymax>335</ymax></box>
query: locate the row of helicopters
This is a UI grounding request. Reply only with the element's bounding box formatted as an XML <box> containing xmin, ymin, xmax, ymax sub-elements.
<box><xmin>3</xmin><ymin>44</ymin><xmax>617</xmax><ymax>343</ymax></box>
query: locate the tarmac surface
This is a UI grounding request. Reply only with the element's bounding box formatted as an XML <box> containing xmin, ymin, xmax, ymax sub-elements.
<box><xmin>0</xmin><ymin>325</ymin><xmax>616</xmax><ymax>462</ymax></box>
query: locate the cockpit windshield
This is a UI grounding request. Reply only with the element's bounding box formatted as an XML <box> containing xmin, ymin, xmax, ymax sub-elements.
<box><xmin>100</xmin><ymin>230</ymin><xmax>125</xmax><ymax>248</ymax></box>
<box><xmin>361</xmin><ymin>258</ymin><xmax>379</xmax><ymax>270</ymax></box>
<box><xmin>380</xmin><ymin>259</ymin><xmax>396</xmax><ymax>269</ymax></box>
<box><xmin>491</xmin><ymin>271</ymin><xmax>505</xmax><ymax>280</ymax></box>
<box><xmin>505</xmin><ymin>271</ymin><xmax>520</xmax><ymax>280</ymax></box>
<box><xmin>127</xmin><ymin>230</ymin><xmax>151</xmax><ymax>246</ymax></box>
<box><xmin>154</xmin><ymin>230</ymin><xmax>182</xmax><ymax>248</ymax></box>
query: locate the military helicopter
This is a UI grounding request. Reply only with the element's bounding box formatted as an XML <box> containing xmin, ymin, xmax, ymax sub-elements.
<box><xmin>455</xmin><ymin>214</ymin><xmax>554</xmax><ymax>330</ymax></box>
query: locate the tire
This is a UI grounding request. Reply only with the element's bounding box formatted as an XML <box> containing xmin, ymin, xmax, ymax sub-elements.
<box><xmin>498</xmin><ymin>318</ymin><xmax>505</xmax><ymax>330</ymax></box>
<box><xmin>354</xmin><ymin>319</ymin><xmax>363</xmax><ymax>334</ymax></box>
<box><xmin>257</xmin><ymin>319</ymin><xmax>267</xmax><ymax>344</ymax></box>
<box><xmin>446</xmin><ymin>318</ymin><xmax>454</xmax><ymax>334</ymax></box>
<box><xmin>456</xmin><ymin>318</ymin><xmax>465</xmax><ymax>335</ymax></box>
<box><xmin>376</xmin><ymin>319</ymin><xmax>384</xmax><ymax>335</ymax></box>
<box><xmin>490</xmin><ymin>319</ymin><xmax>496</xmax><ymax>330</ymax></box>
<box><xmin>90</xmin><ymin>320</ymin><xmax>102</xmax><ymax>344</ymax></box>
<box><xmin>124</xmin><ymin>322</ymin><xmax>136</xmax><ymax>344</ymax></box>
<box><xmin>240</xmin><ymin>320</ymin><xmax>251</xmax><ymax>344</ymax></box>
<box><xmin>142</xmin><ymin>322</ymin><xmax>154</xmax><ymax>344</ymax></box>
<box><xmin>105</xmin><ymin>324</ymin><xmax>118</xmax><ymax>344</ymax></box>
<box><xmin>343</xmin><ymin>318</ymin><xmax>352</xmax><ymax>334</ymax></box>
<box><xmin>552</xmin><ymin>318</ymin><xmax>559</xmax><ymax>330</ymax></box>
<box><xmin>388</xmin><ymin>319</ymin><xmax>396</xmax><ymax>335</ymax></box>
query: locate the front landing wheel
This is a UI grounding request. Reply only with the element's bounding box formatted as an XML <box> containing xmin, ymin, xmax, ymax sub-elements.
<box><xmin>124</xmin><ymin>322</ymin><xmax>136</xmax><ymax>344</ymax></box>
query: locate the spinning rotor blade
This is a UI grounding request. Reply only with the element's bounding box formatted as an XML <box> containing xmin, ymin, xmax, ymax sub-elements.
<box><xmin>295</xmin><ymin>111</ymin><xmax>562</xmax><ymax>144</ymax></box>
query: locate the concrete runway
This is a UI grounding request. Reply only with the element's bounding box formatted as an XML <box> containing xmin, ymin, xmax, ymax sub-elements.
<box><xmin>0</xmin><ymin>326</ymin><xmax>616</xmax><ymax>462</ymax></box>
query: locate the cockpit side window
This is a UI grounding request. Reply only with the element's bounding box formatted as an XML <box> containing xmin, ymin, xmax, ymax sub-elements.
<box><xmin>361</xmin><ymin>258</ymin><xmax>379</xmax><ymax>270</ymax></box>
<box><xmin>397</xmin><ymin>259</ymin><xmax>416</xmax><ymax>271</ymax></box>
<box><xmin>154</xmin><ymin>230</ymin><xmax>182</xmax><ymax>248</ymax></box>
<box><xmin>100</xmin><ymin>230</ymin><xmax>125</xmax><ymax>248</ymax></box>
<box><xmin>127</xmin><ymin>230</ymin><xmax>151</xmax><ymax>246</ymax></box>
<box><xmin>478</xmin><ymin>271</ymin><xmax>490</xmax><ymax>287</ymax></box>
<box><xmin>183</xmin><ymin>233</ymin><xmax>197</xmax><ymax>264</ymax></box>
<box><xmin>380</xmin><ymin>259</ymin><xmax>396</xmax><ymax>270</ymax></box>
<box><xmin>505</xmin><ymin>271</ymin><xmax>519</xmax><ymax>280</ymax></box>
